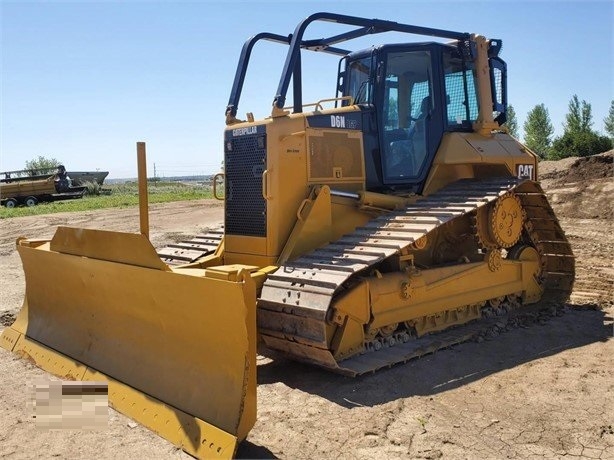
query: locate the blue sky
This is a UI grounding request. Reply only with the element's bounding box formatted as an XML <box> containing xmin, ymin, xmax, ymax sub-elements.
<box><xmin>1</xmin><ymin>1</ymin><xmax>612</xmax><ymax>178</ymax></box>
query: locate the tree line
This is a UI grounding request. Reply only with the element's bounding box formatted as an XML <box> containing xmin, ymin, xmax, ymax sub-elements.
<box><xmin>505</xmin><ymin>97</ymin><xmax>614</xmax><ymax>160</ymax></box>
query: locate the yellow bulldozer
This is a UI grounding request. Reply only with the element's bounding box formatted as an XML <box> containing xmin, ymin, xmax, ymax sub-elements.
<box><xmin>1</xmin><ymin>12</ymin><xmax>574</xmax><ymax>459</ymax></box>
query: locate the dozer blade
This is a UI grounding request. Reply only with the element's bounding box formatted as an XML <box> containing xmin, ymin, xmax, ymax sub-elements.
<box><xmin>0</xmin><ymin>226</ymin><xmax>257</xmax><ymax>459</ymax></box>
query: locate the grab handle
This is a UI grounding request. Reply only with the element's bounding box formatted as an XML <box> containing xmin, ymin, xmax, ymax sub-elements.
<box><xmin>262</xmin><ymin>170</ymin><xmax>272</xmax><ymax>200</ymax></box>
<box><xmin>213</xmin><ymin>173</ymin><xmax>225</xmax><ymax>200</ymax></box>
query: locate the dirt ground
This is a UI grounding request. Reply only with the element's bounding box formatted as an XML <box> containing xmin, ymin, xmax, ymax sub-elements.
<box><xmin>0</xmin><ymin>154</ymin><xmax>612</xmax><ymax>459</ymax></box>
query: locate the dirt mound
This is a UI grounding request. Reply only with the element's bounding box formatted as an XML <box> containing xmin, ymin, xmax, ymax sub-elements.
<box><xmin>539</xmin><ymin>151</ymin><xmax>613</xmax><ymax>220</ymax></box>
<box><xmin>540</xmin><ymin>151</ymin><xmax>613</xmax><ymax>183</ymax></box>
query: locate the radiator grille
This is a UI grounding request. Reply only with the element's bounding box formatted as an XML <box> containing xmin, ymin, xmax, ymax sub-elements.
<box><xmin>225</xmin><ymin>135</ymin><xmax>267</xmax><ymax>237</ymax></box>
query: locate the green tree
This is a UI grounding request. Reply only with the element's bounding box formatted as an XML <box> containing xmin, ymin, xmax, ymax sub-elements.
<box><xmin>25</xmin><ymin>155</ymin><xmax>61</xmax><ymax>174</ymax></box>
<box><xmin>523</xmin><ymin>104</ymin><xmax>554</xmax><ymax>159</ymax></box>
<box><xmin>504</xmin><ymin>104</ymin><xmax>519</xmax><ymax>138</ymax></box>
<box><xmin>549</xmin><ymin>96</ymin><xmax>612</xmax><ymax>159</ymax></box>
<box><xmin>563</xmin><ymin>94</ymin><xmax>593</xmax><ymax>134</ymax></box>
<box><xmin>604</xmin><ymin>100</ymin><xmax>614</xmax><ymax>139</ymax></box>
<box><xmin>550</xmin><ymin>130</ymin><xmax>612</xmax><ymax>160</ymax></box>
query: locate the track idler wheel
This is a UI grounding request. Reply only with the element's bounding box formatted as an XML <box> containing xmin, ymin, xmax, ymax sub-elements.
<box><xmin>508</xmin><ymin>244</ymin><xmax>540</xmax><ymax>263</ymax></box>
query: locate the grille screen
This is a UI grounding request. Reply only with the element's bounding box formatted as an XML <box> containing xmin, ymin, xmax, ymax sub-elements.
<box><xmin>225</xmin><ymin>135</ymin><xmax>267</xmax><ymax>237</ymax></box>
<box><xmin>308</xmin><ymin>131</ymin><xmax>363</xmax><ymax>181</ymax></box>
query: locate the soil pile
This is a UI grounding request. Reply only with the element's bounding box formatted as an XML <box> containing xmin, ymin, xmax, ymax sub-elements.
<box><xmin>539</xmin><ymin>150</ymin><xmax>613</xmax><ymax>219</ymax></box>
<box><xmin>540</xmin><ymin>151</ymin><xmax>613</xmax><ymax>183</ymax></box>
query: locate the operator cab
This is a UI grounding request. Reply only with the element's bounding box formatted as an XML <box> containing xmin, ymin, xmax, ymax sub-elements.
<box><xmin>342</xmin><ymin>43</ymin><xmax>488</xmax><ymax>193</ymax></box>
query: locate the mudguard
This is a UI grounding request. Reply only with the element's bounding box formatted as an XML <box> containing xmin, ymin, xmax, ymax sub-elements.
<box><xmin>0</xmin><ymin>226</ymin><xmax>257</xmax><ymax>459</ymax></box>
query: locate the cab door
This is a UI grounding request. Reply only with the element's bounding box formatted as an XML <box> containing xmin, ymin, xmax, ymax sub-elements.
<box><xmin>379</xmin><ymin>47</ymin><xmax>444</xmax><ymax>190</ymax></box>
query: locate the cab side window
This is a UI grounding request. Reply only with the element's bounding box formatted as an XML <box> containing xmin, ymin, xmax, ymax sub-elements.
<box><xmin>347</xmin><ymin>57</ymin><xmax>372</xmax><ymax>104</ymax></box>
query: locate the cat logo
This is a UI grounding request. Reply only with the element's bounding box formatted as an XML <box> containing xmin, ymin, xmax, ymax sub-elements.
<box><xmin>517</xmin><ymin>164</ymin><xmax>534</xmax><ymax>180</ymax></box>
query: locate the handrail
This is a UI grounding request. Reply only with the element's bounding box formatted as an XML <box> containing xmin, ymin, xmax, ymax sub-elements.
<box><xmin>283</xmin><ymin>96</ymin><xmax>354</xmax><ymax>112</ymax></box>
<box><xmin>300</xmin><ymin>96</ymin><xmax>354</xmax><ymax>112</ymax></box>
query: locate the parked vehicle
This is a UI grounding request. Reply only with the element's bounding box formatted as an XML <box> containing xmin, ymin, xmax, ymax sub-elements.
<box><xmin>0</xmin><ymin>165</ymin><xmax>86</xmax><ymax>207</ymax></box>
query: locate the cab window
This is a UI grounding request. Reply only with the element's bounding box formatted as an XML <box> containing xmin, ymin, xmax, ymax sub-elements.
<box><xmin>443</xmin><ymin>49</ymin><xmax>478</xmax><ymax>128</ymax></box>
<box><xmin>346</xmin><ymin>57</ymin><xmax>372</xmax><ymax>104</ymax></box>
<box><xmin>382</xmin><ymin>51</ymin><xmax>432</xmax><ymax>181</ymax></box>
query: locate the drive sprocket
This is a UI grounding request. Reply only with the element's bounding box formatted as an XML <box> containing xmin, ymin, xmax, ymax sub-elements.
<box><xmin>473</xmin><ymin>193</ymin><xmax>525</xmax><ymax>249</ymax></box>
<box><xmin>490</xmin><ymin>194</ymin><xmax>525</xmax><ymax>248</ymax></box>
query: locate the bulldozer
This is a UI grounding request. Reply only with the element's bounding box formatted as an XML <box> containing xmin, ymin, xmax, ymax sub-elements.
<box><xmin>0</xmin><ymin>12</ymin><xmax>574</xmax><ymax>459</ymax></box>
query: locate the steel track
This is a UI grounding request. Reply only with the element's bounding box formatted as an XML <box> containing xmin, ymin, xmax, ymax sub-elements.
<box><xmin>157</xmin><ymin>230</ymin><xmax>223</xmax><ymax>265</ymax></box>
<box><xmin>257</xmin><ymin>178</ymin><xmax>575</xmax><ymax>376</ymax></box>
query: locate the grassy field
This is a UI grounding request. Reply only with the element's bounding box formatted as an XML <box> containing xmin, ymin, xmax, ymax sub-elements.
<box><xmin>0</xmin><ymin>181</ymin><xmax>215</xmax><ymax>219</ymax></box>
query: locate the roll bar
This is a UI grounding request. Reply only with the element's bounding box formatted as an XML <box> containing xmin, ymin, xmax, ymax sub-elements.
<box><xmin>225</xmin><ymin>12</ymin><xmax>472</xmax><ymax>121</ymax></box>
